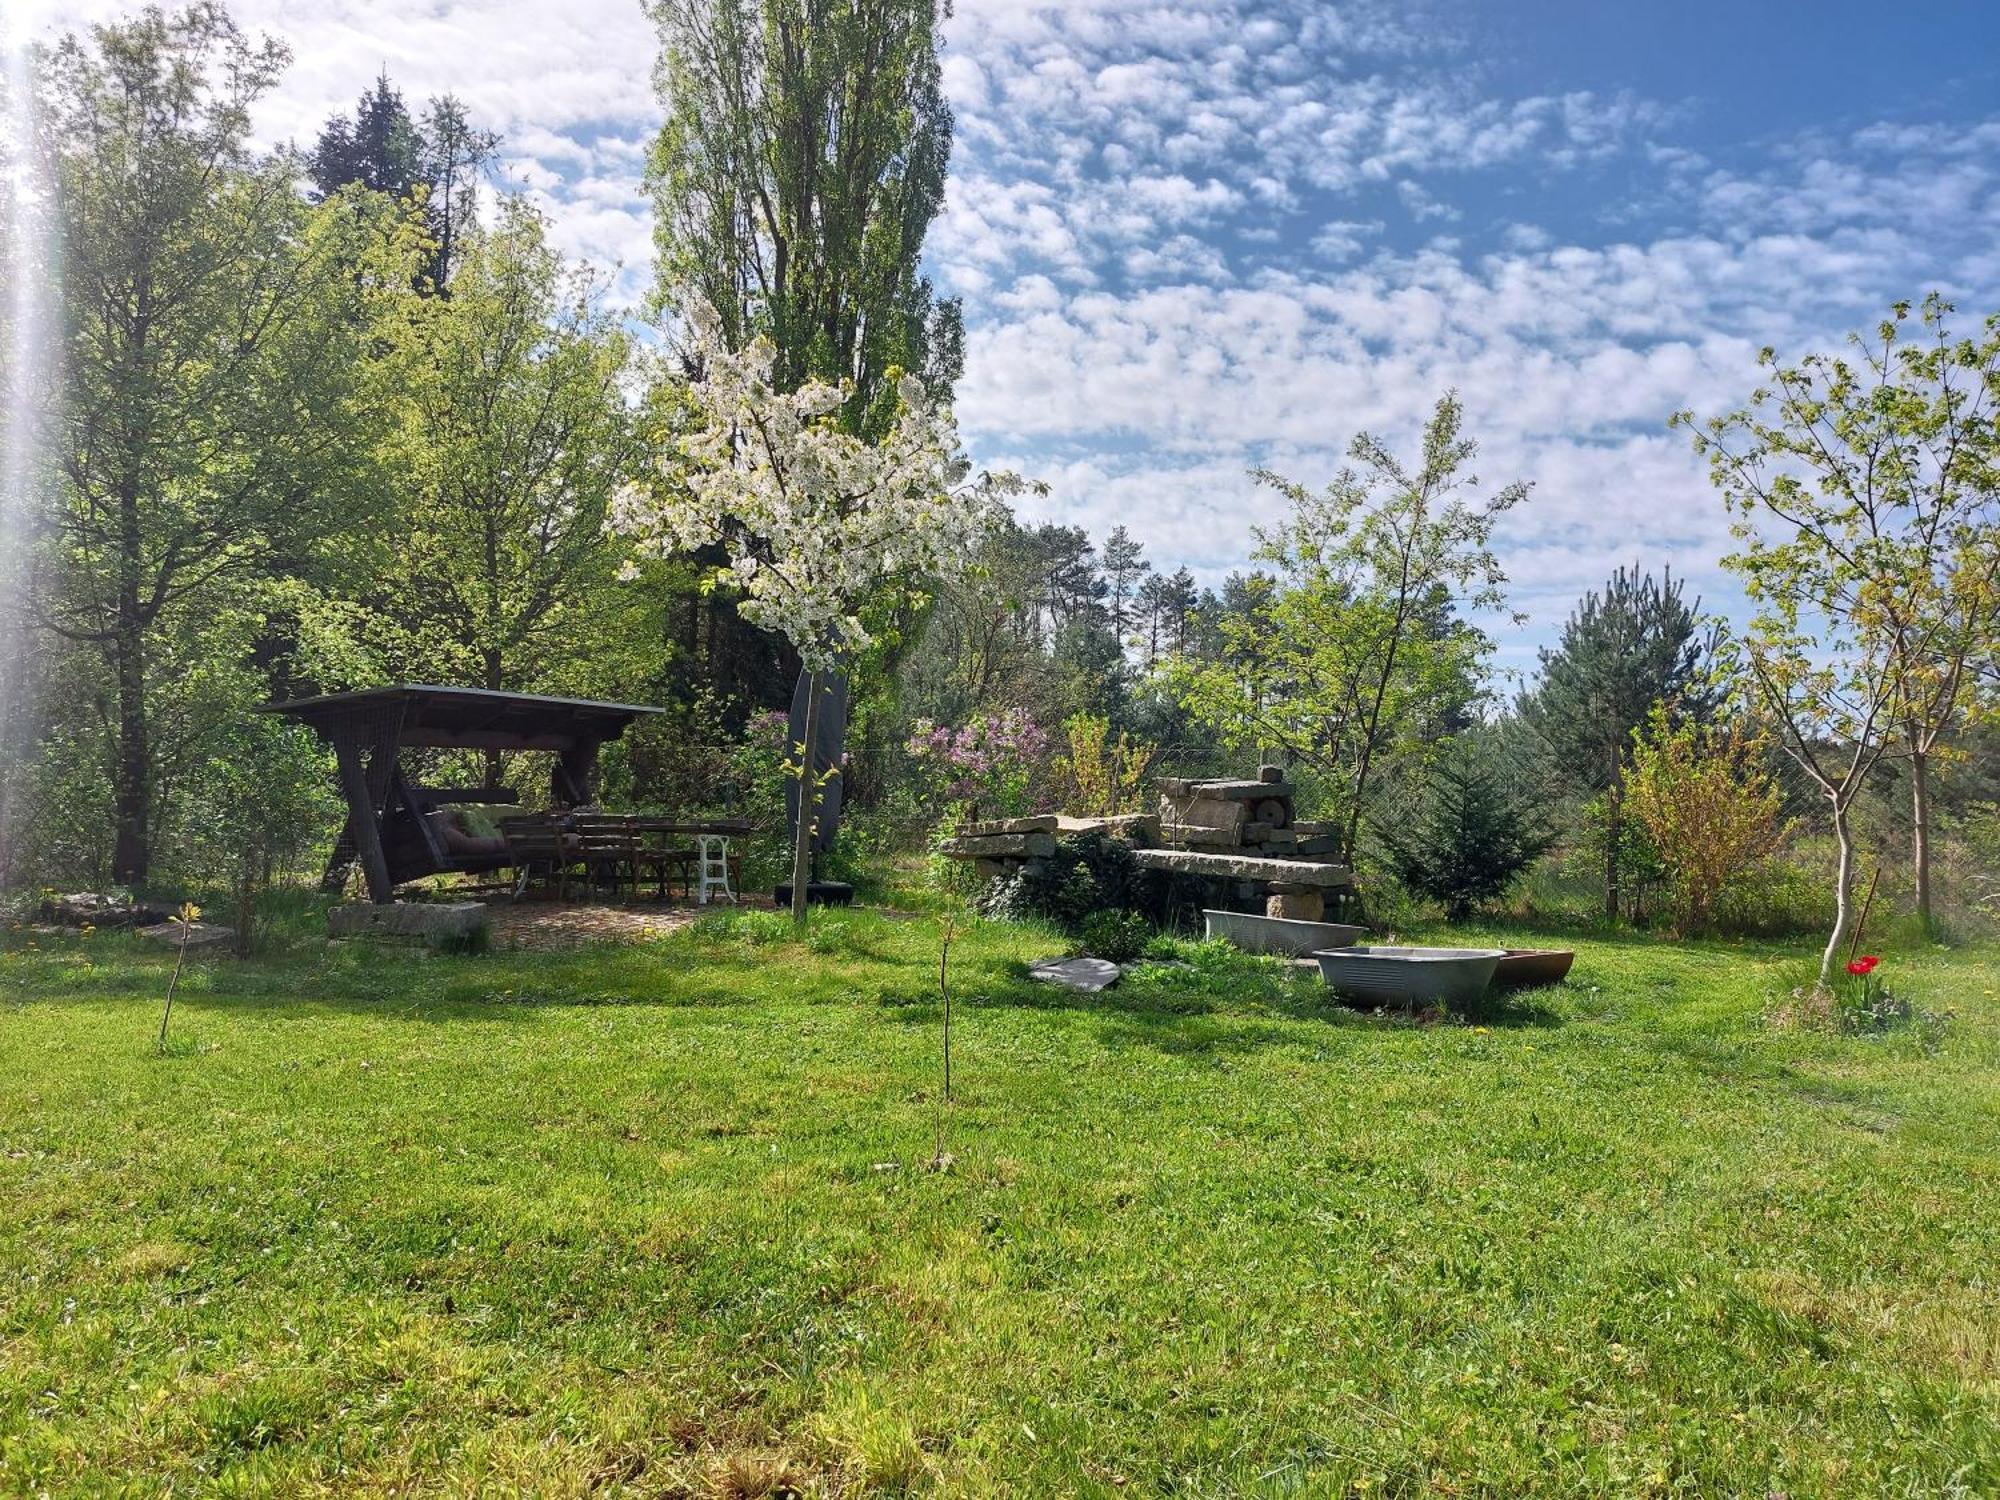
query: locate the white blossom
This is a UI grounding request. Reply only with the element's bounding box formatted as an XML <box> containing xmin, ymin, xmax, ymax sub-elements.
<box><xmin>614</xmin><ymin>296</ymin><xmax>1026</xmax><ymax>671</ymax></box>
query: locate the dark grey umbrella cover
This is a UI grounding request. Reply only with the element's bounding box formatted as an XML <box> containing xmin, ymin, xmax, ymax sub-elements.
<box><xmin>784</xmin><ymin>669</ymin><xmax>848</xmax><ymax>854</ymax></box>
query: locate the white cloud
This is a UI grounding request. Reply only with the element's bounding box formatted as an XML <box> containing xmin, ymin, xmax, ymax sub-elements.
<box><xmin>1395</xmin><ymin>179</ymin><xmax>1458</xmax><ymax>222</ymax></box>
<box><xmin>929</xmin><ymin>1</ymin><xmax>1671</xmax><ymax>286</ymax></box>
<box><xmin>947</xmin><ymin>99</ymin><xmax>1999</xmax><ymax>647</ymax></box>
<box><xmin>22</xmin><ymin>0</ymin><xmax>1999</xmax><ymax>658</ymax></box>
<box><xmin>28</xmin><ymin>0</ymin><xmax>661</xmax><ymax>310</ymax></box>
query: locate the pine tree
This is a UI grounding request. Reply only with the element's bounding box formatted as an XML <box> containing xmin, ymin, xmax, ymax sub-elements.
<box><xmin>1161</xmin><ymin>568</ymin><xmax>1198</xmax><ymax>657</ymax></box>
<box><xmin>1101</xmin><ymin>525</ymin><xmax>1149</xmax><ymax>645</ymax></box>
<box><xmin>1031</xmin><ymin>526</ymin><xmax>1105</xmax><ymax>636</ymax></box>
<box><xmin>1519</xmin><ymin>566</ymin><xmax>1721</xmax><ymax>921</ymax></box>
<box><xmin>308</xmin><ymin>74</ymin><xmax>422</xmax><ymax>201</ymax></box>
<box><xmin>309</xmin><ymin>77</ymin><xmax>497</xmax><ymax>289</ymax></box>
<box><xmin>1136</xmin><ymin>573</ymin><xmax>1172</xmax><ymax>670</ymax></box>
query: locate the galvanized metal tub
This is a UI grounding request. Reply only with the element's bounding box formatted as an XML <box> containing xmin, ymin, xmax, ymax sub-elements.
<box><xmin>1203</xmin><ymin>908</ymin><xmax>1363</xmax><ymax>957</ymax></box>
<box><xmin>1310</xmin><ymin>946</ymin><xmax>1504</xmax><ymax>1006</ymax></box>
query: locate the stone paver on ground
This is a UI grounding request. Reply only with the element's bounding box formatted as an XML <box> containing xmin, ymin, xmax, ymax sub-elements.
<box><xmin>1027</xmin><ymin>956</ymin><xmax>1123</xmax><ymax>992</ymax></box>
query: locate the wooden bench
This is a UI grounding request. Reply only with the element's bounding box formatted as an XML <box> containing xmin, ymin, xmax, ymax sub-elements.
<box><xmin>499</xmin><ymin>814</ymin><xmax>576</xmax><ymax>900</ymax></box>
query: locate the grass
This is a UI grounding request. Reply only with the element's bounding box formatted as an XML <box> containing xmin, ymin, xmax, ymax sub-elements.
<box><xmin>2</xmin><ymin>903</ymin><xmax>1997</xmax><ymax>1496</ymax></box>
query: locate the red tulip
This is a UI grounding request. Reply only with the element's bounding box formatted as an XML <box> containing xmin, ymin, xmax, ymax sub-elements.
<box><xmin>1846</xmin><ymin>959</ymin><xmax>1868</xmax><ymax>975</ymax></box>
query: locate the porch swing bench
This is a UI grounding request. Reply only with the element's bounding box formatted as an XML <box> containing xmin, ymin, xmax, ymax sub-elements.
<box><xmin>262</xmin><ymin>684</ymin><xmax>661</xmax><ymax>904</ymax></box>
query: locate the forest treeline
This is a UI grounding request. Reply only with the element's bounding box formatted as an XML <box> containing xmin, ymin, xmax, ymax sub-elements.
<box><xmin>1</xmin><ymin>2</ymin><xmax>1993</xmax><ymax>945</ymax></box>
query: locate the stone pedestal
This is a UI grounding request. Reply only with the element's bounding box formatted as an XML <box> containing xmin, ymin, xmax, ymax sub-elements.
<box><xmin>1265</xmin><ymin>890</ymin><xmax>1324</xmax><ymax>922</ymax></box>
<box><xmin>328</xmin><ymin>902</ymin><xmax>488</xmax><ymax>949</ymax></box>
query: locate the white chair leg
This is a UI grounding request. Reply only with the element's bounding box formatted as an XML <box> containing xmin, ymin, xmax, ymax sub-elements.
<box><xmin>696</xmin><ymin>835</ymin><xmax>736</xmax><ymax>906</ymax></box>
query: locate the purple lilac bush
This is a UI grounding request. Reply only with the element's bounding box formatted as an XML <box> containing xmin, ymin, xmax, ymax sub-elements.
<box><xmin>906</xmin><ymin>709</ymin><xmax>1051</xmax><ymax>816</ymax></box>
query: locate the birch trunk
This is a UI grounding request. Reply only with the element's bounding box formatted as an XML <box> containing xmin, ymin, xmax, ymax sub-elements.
<box><xmin>1911</xmin><ymin>750</ymin><xmax>1932</xmax><ymax>934</ymax></box>
<box><xmin>1819</xmin><ymin>798</ymin><xmax>1855</xmax><ymax>984</ymax></box>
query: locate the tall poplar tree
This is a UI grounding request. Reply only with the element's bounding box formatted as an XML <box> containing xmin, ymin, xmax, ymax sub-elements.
<box><xmin>645</xmin><ymin>0</ymin><xmax>963</xmax><ymax>713</ymax></box>
<box><xmin>1519</xmin><ymin>566</ymin><xmax>1721</xmax><ymax>921</ymax></box>
<box><xmin>645</xmin><ymin>0</ymin><xmax>962</xmax><ymax>431</ymax></box>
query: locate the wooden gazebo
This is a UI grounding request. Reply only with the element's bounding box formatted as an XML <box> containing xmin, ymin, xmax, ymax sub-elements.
<box><xmin>264</xmin><ymin>685</ymin><xmax>660</xmax><ymax>904</ymax></box>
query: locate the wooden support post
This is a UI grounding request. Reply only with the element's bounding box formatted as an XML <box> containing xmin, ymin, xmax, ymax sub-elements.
<box><xmin>335</xmin><ymin>738</ymin><xmax>394</xmax><ymax>904</ymax></box>
<box><xmin>554</xmin><ymin>736</ymin><xmax>602</xmax><ymax>808</ymax></box>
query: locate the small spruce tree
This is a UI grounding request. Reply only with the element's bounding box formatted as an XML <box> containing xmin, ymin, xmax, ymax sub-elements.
<box><xmin>1384</xmin><ymin>737</ymin><xmax>1551</xmax><ymax>922</ymax></box>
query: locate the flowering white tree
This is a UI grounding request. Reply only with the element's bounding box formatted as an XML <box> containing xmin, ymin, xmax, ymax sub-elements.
<box><xmin>616</xmin><ymin>298</ymin><xmax>1022</xmax><ymax>926</ymax></box>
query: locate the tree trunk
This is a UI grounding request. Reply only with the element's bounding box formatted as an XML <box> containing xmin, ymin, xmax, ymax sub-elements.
<box><xmin>110</xmin><ymin>566</ymin><xmax>150</xmax><ymax>886</ymax></box>
<box><xmin>1911</xmin><ymin>750</ymin><xmax>1932</xmax><ymax>935</ymax></box>
<box><xmin>1603</xmin><ymin>778</ymin><xmax>1622</xmax><ymax>924</ymax></box>
<box><xmin>1342</xmin><ymin>732</ymin><xmax>1378</xmax><ymax>869</ymax></box>
<box><xmin>235</xmin><ymin>871</ymin><xmax>256</xmax><ymax>959</ymax></box>
<box><xmin>482</xmin><ymin>647</ymin><xmax>504</xmax><ymax>789</ymax></box>
<box><xmin>789</xmin><ymin>670</ymin><xmax>821</xmax><ymax>930</ymax></box>
<box><xmin>1819</xmin><ymin>798</ymin><xmax>1855</xmax><ymax>985</ymax></box>
<box><xmin>111</xmin><ymin>288</ymin><xmax>152</xmax><ymax>887</ymax></box>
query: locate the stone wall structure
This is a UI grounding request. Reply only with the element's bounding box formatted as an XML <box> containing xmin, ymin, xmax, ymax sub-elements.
<box><xmin>940</xmin><ymin>767</ymin><xmax>1352</xmax><ymax>920</ymax></box>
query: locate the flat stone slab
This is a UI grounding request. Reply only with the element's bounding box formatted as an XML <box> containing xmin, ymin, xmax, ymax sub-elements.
<box><xmin>328</xmin><ymin>902</ymin><xmax>488</xmax><ymax>946</ymax></box>
<box><xmin>959</xmin><ymin>813</ymin><xmax>1060</xmax><ymax>837</ymax></box>
<box><xmin>1159</xmin><ymin>777</ymin><xmax>1290</xmax><ymax>801</ymax></box>
<box><xmin>1055</xmin><ymin>813</ymin><xmax>1156</xmax><ymax>836</ymax></box>
<box><xmin>944</xmin><ymin>831</ymin><xmax>1057</xmax><ymax>859</ymax></box>
<box><xmin>137</xmin><ymin>920</ymin><xmax>235</xmax><ymax>948</ymax></box>
<box><xmin>42</xmin><ymin>892</ymin><xmax>173</xmax><ymax>928</ymax></box>
<box><xmin>1027</xmin><ymin>956</ymin><xmax>1122</xmax><ymax>993</ymax></box>
<box><xmin>1130</xmin><ymin>848</ymin><xmax>1352</xmax><ymax>887</ymax></box>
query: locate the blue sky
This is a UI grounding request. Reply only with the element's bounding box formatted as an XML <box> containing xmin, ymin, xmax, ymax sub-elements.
<box><xmin>21</xmin><ymin>0</ymin><xmax>2000</xmax><ymax>674</ymax></box>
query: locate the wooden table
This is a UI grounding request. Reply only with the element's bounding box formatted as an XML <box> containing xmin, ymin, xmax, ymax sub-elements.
<box><xmin>619</xmin><ymin>817</ymin><xmax>754</xmax><ymax>900</ymax></box>
<box><xmin>623</xmin><ymin>818</ymin><xmax>755</xmax><ymax>836</ymax></box>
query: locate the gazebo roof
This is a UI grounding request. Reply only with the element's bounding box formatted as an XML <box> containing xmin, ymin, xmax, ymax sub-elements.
<box><xmin>263</xmin><ymin>684</ymin><xmax>661</xmax><ymax>751</ymax></box>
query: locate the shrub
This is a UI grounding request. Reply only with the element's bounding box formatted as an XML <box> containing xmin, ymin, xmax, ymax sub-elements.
<box><xmin>1381</xmin><ymin>738</ymin><xmax>1550</xmax><ymax>922</ymax></box>
<box><xmin>1625</xmin><ymin>706</ymin><xmax>1789</xmax><ymax>935</ymax></box>
<box><xmin>1564</xmin><ymin>789</ymin><xmax>1670</xmax><ymax>924</ymax></box>
<box><xmin>906</xmin><ymin>709</ymin><xmax>1051</xmax><ymax>818</ymax></box>
<box><xmin>975</xmin><ymin>831</ymin><xmax>1145</xmax><ymax>932</ymax></box>
<box><xmin>1054</xmin><ymin>713</ymin><xmax>1156</xmax><ymax>816</ymax></box>
<box><xmin>1709</xmin><ymin>855</ymin><xmax>1836</xmax><ymax>938</ymax></box>
<box><xmin>1078</xmin><ymin>910</ymin><xmax>1149</xmax><ymax>964</ymax></box>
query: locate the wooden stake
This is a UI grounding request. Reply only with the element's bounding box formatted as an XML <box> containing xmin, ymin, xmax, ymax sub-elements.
<box><xmin>1846</xmin><ymin>866</ymin><xmax>1881</xmax><ymax>965</ymax></box>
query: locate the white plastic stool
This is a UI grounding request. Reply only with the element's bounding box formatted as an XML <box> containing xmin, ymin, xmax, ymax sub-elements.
<box><xmin>695</xmin><ymin>834</ymin><xmax>736</xmax><ymax>905</ymax></box>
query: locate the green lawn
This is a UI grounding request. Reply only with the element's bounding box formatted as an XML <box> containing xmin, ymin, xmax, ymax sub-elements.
<box><xmin>2</xmin><ymin>907</ymin><xmax>1996</xmax><ymax>1497</ymax></box>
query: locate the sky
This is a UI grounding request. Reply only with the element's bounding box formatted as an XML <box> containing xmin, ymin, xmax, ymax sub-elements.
<box><xmin>16</xmin><ymin>0</ymin><xmax>2000</xmax><ymax>678</ymax></box>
